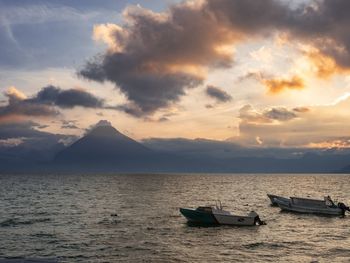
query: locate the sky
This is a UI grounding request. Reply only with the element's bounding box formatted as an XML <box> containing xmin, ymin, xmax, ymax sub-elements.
<box><xmin>1</xmin><ymin>0</ymin><xmax>350</xmax><ymax>150</ymax></box>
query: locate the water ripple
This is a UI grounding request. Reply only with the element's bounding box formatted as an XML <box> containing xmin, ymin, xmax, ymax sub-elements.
<box><xmin>0</xmin><ymin>173</ymin><xmax>350</xmax><ymax>262</ymax></box>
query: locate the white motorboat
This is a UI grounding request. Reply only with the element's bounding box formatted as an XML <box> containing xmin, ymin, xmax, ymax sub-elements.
<box><xmin>274</xmin><ymin>196</ymin><xmax>350</xmax><ymax>216</ymax></box>
<box><xmin>180</xmin><ymin>201</ymin><xmax>266</xmax><ymax>226</ymax></box>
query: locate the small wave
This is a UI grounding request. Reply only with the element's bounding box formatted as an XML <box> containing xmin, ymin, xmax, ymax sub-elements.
<box><xmin>31</xmin><ymin>232</ymin><xmax>56</xmax><ymax>238</ymax></box>
<box><xmin>327</xmin><ymin>247</ymin><xmax>350</xmax><ymax>254</ymax></box>
<box><xmin>97</xmin><ymin>218</ymin><xmax>120</xmax><ymax>225</ymax></box>
<box><xmin>243</xmin><ymin>242</ymin><xmax>287</xmax><ymax>249</ymax></box>
<box><xmin>2</xmin><ymin>257</ymin><xmax>58</xmax><ymax>263</ymax></box>
<box><xmin>0</xmin><ymin>218</ymin><xmax>51</xmax><ymax>227</ymax></box>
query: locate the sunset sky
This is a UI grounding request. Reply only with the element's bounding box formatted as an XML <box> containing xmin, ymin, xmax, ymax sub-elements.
<box><xmin>1</xmin><ymin>0</ymin><xmax>350</xmax><ymax>149</ymax></box>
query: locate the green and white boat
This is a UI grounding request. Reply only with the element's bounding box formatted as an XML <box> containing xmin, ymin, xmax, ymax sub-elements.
<box><xmin>180</xmin><ymin>201</ymin><xmax>265</xmax><ymax>226</ymax></box>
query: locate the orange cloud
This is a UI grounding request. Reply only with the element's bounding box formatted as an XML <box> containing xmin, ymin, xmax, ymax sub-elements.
<box><xmin>306</xmin><ymin>50</ymin><xmax>349</xmax><ymax>79</ymax></box>
<box><xmin>264</xmin><ymin>76</ymin><xmax>304</xmax><ymax>94</ymax></box>
<box><xmin>6</xmin><ymin>86</ymin><xmax>27</xmax><ymax>101</ymax></box>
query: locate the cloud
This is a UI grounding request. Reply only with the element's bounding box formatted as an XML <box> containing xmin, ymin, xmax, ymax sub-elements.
<box><xmin>79</xmin><ymin>0</ymin><xmax>283</xmax><ymax>116</ymax></box>
<box><xmin>84</xmin><ymin>119</ymin><xmax>113</xmax><ymax>133</ymax></box>
<box><xmin>31</xmin><ymin>85</ymin><xmax>104</xmax><ymax>108</ymax></box>
<box><xmin>94</xmin><ymin>119</ymin><xmax>112</xmax><ymax>127</ymax></box>
<box><xmin>206</xmin><ymin>85</ymin><xmax>232</xmax><ymax>103</ymax></box>
<box><xmin>239</xmin><ymin>105</ymin><xmax>270</xmax><ymax>123</ymax></box>
<box><xmin>0</xmin><ymin>138</ymin><xmax>24</xmax><ymax>148</ymax></box>
<box><xmin>307</xmin><ymin>138</ymin><xmax>350</xmax><ymax>149</ymax></box>
<box><xmin>286</xmin><ymin>0</ymin><xmax>350</xmax><ymax>72</ymax></box>
<box><xmin>6</xmin><ymin>86</ymin><xmax>27</xmax><ymax>100</ymax></box>
<box><xmin>0</xmin><ymin>86</ymin><xmax>107</xmax><ymax>123</ymax></box>
<box><xmin>263</xmin><ymin>76</ymin><xmax>305</xmax><ymax>94</ymax></box>
<box><xmin>0</xmin><ymin>87</ymin><xmax>58</xmax><ymax>122</ymax></box>
<box><xmin>239</xmin><ymin>105</ymin><xmax>298</xmax><ymax>124</ymax></box>
<box><xmin>79</xmin><ymin>54</ymin><xmax>203</xmax><ymax>117</ymax></box>
<box><xmin>78</xmin><ymin>0</ymin><xmax>350</xmax><ymax>117</ymax></box>
<box><xmin>236</xmin><ymin>96</ymin><xmax>350</xmax><ymax>147</ymax></box>
<box><xmin>237</xmin><ymin>71</ymin><xmax>305</xmax><ymax>94</ymax></box>
<box><xmin>293</xmin><ymin>107</ymin><xmax>310</xmax><ymax>113</ymax></box>
<box><xmin>263</xmin><ymin>107</ymin><xmax>297</xmax><ymax>121</ymax></box>
<box><xmin>304</xmin><ymin>49</ymin><xmax>349</xmax><ymax>79</ymax></box>
<box><xmin>61</xmin><ymin>120</ymin><xmax>79</xmax><ymax>130</ymax></box>
<box><xmin>158</xmin><ymin>117</ymin><xmax>169</xmax><ymax>122</ymax></box>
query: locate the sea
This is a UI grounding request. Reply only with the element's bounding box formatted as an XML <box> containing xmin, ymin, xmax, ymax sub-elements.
<box><xmin>0</xmin><ymin>173</ymin><xmax>350</xmax><ymax>263</ymax></box>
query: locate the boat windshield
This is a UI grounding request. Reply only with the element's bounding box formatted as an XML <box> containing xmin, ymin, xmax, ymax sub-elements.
<box><xmin>324</xmin><ymin>196</ymin><xmax>336</xmax><ymax>207</ymax></box>
<box><xmin>196</xmin><ymin>206</ymin><xmax>213</xmax><ymax>212</ymax></box>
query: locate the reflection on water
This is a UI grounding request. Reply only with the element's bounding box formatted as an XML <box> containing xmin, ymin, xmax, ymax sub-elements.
<box><xmin>0</xmin><ymin>174</ymin><xmax>350</xmax><ymax>262</ymax></box>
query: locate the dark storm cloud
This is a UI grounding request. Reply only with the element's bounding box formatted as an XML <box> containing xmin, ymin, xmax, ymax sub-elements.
<box><xmin>0</xmin><ymin>87</ymin><xmax>58</xmax><ymax>121</ymax></box>
<box><xmin>0</xmin><ymin>86</ymin><xmax>106</xmax><ymax>122</ymax></box>
<box><xmin>79</xmin><ymin>0</ymin><xmax>350</xmax><ymax>116</ymax></box>
<box><xmin>285</xmin><ymin>0</ymin><xmax>350</xmax><ymax>69</ymax></box>
<box><xmin>31</xmin><ymin>85</ymin><xmax>104</xmax><ymax>108</ymax></box>
<box><xmin>204</xmin><ymin>0</ymin><xmax>289</xmax><ymax>33</ymax></box>
<box><xmin>78</xmin><ymin>0</ymin><xmax>292</xmax><ymax>116</ymax></box>
<box><xmin>78</xmin><ymin>0</ymin><xmax>249</xmax><ymax>116</ymax></box>
<box><xmin>206</xmin><ymin>85</ymin><xmax>232</xmax><ymax>103</ymax></box>
<box><xmin>210</xmin><ymin>0</ymin><xmax>350</xmax><ymax>69</ymax></box>
<box><xmin>80</xmin><ymin>54</ymin><xmax>203</xmax><ymax>117</ymax></box>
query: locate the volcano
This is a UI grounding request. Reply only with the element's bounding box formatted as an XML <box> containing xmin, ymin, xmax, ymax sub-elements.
<box><xmin>54</xmin><ymin>121</ymin><xmax>152</xmax><ymax>166</ymax></box>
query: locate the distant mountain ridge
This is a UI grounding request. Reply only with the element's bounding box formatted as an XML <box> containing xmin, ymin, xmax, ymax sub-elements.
<box><xmin>338</xmin><ymin>164</ymin><xmax>350</xmax><ymax>173</ymax></box>
<box><xmin>1</xmin><ymin>120</ymin><xmax>350</xmax><ymax>174</ymax></box>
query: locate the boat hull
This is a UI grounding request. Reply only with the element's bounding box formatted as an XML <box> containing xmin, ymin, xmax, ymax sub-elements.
<box><xmin>267</xmin><ymin>194</ymin><xmax>290</xmax><ymax>206</ymax></box>
<box><xmin>275</xmin><ymin>199</ymin><xmax>344</xmax><ymax>216</ymax></box>
<box><xmin>213</xmin><ymin>213</ymin><xmax>256</xmax><ymax>226</ymax></box>
<box><xmin>179</xmin><ymin>208</ymin><xmax>218</xmax><ymax>224</ymax></box>
<box><xmin>179</xmin><ymin>208</ymin><xmax>260</xmax><ymax>226</ymax></box>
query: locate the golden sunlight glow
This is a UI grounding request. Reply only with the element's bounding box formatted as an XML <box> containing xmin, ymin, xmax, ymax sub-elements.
<box><xmin>6</xmin><ymin>86</ymin><xmax>27</xmax><ymax>100</ymax></box>
<box><xmin>307</xmin><ymin>140</ymin><xmax>350</xmax><ymax>149</ymax></box>
<box><xmin>93</xmin><ymin>23</ymin><xmax>125</xmax><ymax>52</ymax></box>
<box><xmin>214</xmin><ymin>44</ymin><xmax>235</xmax><ymax>57</ymax></box>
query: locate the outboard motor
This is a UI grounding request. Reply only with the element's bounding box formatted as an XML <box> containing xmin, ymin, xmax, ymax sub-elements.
<box><xmin>254</xmin><ymin>216</ymin><xmax>266</xmax><ymax>225</ymax></box>
<box><xmin>249</xmin><ymin>211</ymin><xmax>266</xmax><ymax>225</ymax></box>
<box><xmin>337</xmin><ymin>202</ymin><xmax>350</xmax><ymax>215</ymax></box>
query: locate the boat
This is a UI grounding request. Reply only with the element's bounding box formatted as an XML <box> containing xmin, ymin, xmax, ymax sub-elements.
<box><xmin>267</xmin><ymin>194</ymin><xmax>290</xmax><ymax>206</ymax></box>
<box><xmin>179</xmin><ymin>201</ymin><xmax>266</xmax><ymax>226</ymax></box>
<box><xmin>274</xmin><ymin>196</ymin><xmax>350</xmax><ymax>216</ymax></box>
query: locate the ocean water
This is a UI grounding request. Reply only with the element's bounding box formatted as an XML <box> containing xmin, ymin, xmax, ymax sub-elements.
<box><xmin>0</xmin><ymin>173</ymin><xmax>350</xmax><ymax>263</ymax></box>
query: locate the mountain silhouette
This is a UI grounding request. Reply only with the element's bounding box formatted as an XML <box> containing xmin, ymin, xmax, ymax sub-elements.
<box><xmin>54</xmin><ymin>123</ymin><xmax>152</xmax><ymax>166</ymax></box>
<box><xmin>337</xmin><ymin>164</ymin><xmax>350</xmax><ymax>173</ymax></box>
<box><xmin>4</xmin><ymin>120</ymin><xmax>348</xmax><ymax>174</ymax></box>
